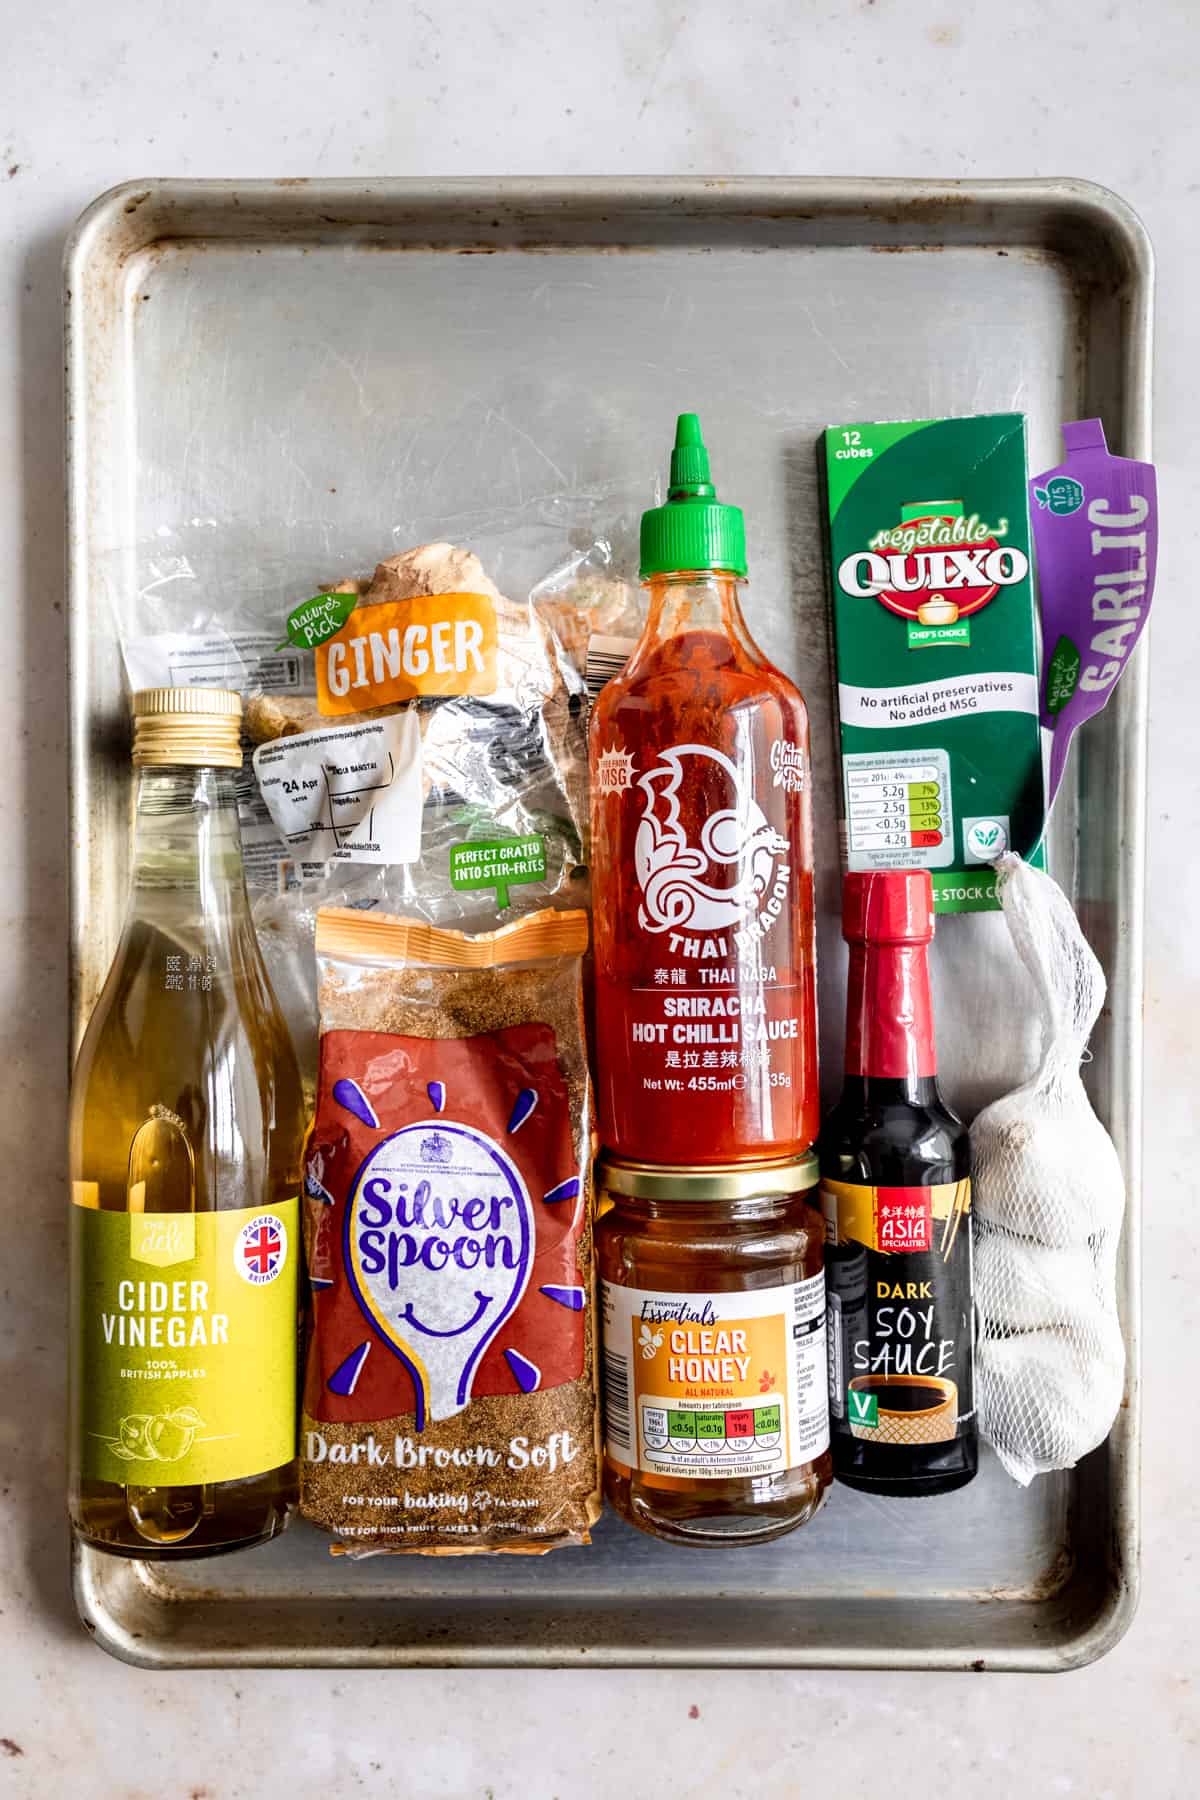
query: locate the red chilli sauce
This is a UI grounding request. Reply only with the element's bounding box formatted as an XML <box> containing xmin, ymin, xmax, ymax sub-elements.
<box><xmin>590</xmin><ymin>414</ymin><xmax>819</xmax><ymax>1166</ymax></box>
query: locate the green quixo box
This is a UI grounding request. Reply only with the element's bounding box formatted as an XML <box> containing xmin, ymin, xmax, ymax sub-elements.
<box><xmin>821</xmin><ymin>414</ymin><xmax>1046</xmax><ymax>913</ymax></box>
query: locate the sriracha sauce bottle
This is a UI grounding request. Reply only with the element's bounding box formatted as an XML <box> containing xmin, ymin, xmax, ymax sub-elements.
<box><xmin>590</xmin><ymin>414</ymin><xmax>819</xmax><ymax>1165</ymax></box>
<box><xmin>820</xmin><ymin>869</ymin><xmax>977</xmax><ymax>1496</ymax></box>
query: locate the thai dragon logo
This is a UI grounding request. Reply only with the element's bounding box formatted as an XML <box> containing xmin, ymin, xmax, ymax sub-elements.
<box><xmin>634</xmin><ymin>743</ymin><xmax>788</xmax><ymax>935</ymax></box>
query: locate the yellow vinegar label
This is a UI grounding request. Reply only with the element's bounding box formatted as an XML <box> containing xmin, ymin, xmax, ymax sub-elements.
<box><xmin>601</xmin><ymin>1275</ymin><xmax>829</xmax><ymax>1482</ymax></box>
<box><xmin>72</xmin><ymin>1199</ymin><xmax>298</xmax><ymax>1485</ymax></box>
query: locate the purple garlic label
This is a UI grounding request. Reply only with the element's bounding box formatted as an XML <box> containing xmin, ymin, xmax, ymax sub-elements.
<box><xmin>1030</xmin><ymin>419</ymin><xmax>1157</xmax><ymax>805</ymax></box>
<box><xmin>346</xmin><ymin>1120</ymin><xmax>534</xmax><ymax>1428</ymax></box>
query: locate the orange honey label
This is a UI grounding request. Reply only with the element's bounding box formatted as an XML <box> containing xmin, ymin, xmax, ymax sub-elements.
<box><xmin>600</xmin><ymin>1276</ymin><xmax>828</xmax><ymax>1482</ymax></box>
<box><xmin>315</xmin><ymin>593</ymin><xmax>498</xmax><ymax>714</ymax></box>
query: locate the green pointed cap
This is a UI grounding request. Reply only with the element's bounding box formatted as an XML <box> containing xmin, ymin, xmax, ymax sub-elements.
<box><xmin>640</xmin><ymin>413</ymin><xmax>747</xmax><ymax>578</ymax></box>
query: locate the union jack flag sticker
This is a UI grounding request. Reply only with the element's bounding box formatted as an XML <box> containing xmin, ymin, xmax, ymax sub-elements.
<box><xmin>234</xmin><ymin>1212</ymin><xmax>288</xmax><ymax>1286</ymax></box>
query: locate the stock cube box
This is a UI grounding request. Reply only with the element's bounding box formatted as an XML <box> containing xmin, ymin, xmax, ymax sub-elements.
<box><xmin>821</xmin><ymin>413</ymin><xmax>1045</xmax><ymax>912</ymax></box>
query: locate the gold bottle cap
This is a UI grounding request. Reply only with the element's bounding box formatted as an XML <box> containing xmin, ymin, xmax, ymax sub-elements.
<box><xmin>131</xmin><ymin>688</ymin><xmax>243</xmax><ymax>769</ymax></box>
<box><xmin>597</xmin><ymin>1151</ymin><xmax>819</xmax><ymax>1203</ymax></box>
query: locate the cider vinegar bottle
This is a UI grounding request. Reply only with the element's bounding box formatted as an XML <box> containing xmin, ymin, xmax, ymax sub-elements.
<box><xmin>69</xmin><ymin>690</ymin><xmax>304</xmax><ymax>1558</ymax></box>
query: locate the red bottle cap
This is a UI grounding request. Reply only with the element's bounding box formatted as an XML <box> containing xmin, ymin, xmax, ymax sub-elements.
<box><xmin>842</xmin><ymin>870</ymin><xmax>935</xmax><ymax>947</ymax></box>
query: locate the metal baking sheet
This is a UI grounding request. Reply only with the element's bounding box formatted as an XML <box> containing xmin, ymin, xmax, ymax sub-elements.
<box><xmin>66</xmin><ymin>177</ymin><xmax>1149</xmax><ymax>1670</ymax></box>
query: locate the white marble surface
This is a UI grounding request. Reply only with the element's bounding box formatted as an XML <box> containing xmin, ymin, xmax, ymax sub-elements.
<box><xmin>2</xmin><ymin>1</ymin><xmax>1197</xmax><ymax>1794</ymax></box>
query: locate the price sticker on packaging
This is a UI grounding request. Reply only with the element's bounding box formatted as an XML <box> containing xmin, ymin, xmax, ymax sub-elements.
<box><xmin>252</xmin><ymin>712</ymin><xmax>422</xmax><ymax>866</ymax></box>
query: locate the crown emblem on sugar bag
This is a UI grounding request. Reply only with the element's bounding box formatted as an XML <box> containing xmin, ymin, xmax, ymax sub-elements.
<box><xmin>420</xmin><ymin>1131</ymin><xmax>454</xmax><ymax>1166</ymax></box>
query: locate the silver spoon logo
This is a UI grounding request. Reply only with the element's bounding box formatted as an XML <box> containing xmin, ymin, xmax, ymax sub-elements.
<box><xmin>346</xmin><ymin>1120</ymin><xmax>534</xmax><ymax>1427</ymax></box>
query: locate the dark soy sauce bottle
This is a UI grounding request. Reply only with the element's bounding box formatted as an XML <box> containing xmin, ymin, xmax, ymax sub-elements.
<box><xmin>819</xmin><ymin>870</ymin><xmax>976</xmax><ymax>1496</ymax></box>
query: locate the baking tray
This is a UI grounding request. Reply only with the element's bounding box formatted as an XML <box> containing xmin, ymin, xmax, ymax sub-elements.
<box><xmin>65</xmin><ymin>177</ymin><xmax>1149</xmax><ymax>1669</ymax></box>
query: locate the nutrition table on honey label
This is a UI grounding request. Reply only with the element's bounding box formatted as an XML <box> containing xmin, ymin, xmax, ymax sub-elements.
<box><xmin>843</xmin><ymin>748</ymin><xmax>955</xmax><ymax>870</ymax></box>
<box><xmin>641</xmin><ymin>1400</ymin><xmax>784</xmax><ymax>1462</ymax></box>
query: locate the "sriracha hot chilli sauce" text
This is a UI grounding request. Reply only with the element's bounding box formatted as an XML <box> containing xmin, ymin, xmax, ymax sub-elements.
<box><xmin>589</xmin><ymin>415</ymin><xmax>818</xmax><ymax>1165</ymax></box>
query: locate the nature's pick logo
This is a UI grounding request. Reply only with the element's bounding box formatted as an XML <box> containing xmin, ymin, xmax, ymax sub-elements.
<box><xmin>634</xmin><ymin>743</ymin><xmax>789</xmax><ymax>940</ymax></box>
<box><xmin>836</xmin><ymin>499</ymin><xmax>1029</xmax><ymax>626</ymax></box>
<box><xmin>1033</xmin><ymin>475</ymin><xmax>1085</xmax><ymax>516</ymax></box>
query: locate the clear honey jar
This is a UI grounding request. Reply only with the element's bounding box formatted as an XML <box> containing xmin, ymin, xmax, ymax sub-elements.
<box><xmin>596</xmin><ymin>1154</ymin><xmax>832</xmax><ymax>1547</ymax></box>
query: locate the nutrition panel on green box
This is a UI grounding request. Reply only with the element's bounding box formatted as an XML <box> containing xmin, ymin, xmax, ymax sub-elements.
<box><xmin>844</xmin><ymin>749</ymin><xmax>954</xmax><ymax>869</ymax></box>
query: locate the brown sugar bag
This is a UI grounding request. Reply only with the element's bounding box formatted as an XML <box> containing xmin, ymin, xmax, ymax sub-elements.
<box><xmin>301</xmin><ymin>905</ymin><xmax>600</xmax><ymax>1554</ymax></box>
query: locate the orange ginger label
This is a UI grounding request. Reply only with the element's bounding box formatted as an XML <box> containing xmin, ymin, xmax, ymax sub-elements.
<box><xmin>315</xmin><ymin>594</ymin><xmax>498</xmax><ymax>714</ymax></box>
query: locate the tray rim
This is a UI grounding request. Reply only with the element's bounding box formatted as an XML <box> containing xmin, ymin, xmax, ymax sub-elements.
<box><xmin>64</xmin><ymin>174</ymin><xmax>1151</xmax><ymax>1673</ymax></box>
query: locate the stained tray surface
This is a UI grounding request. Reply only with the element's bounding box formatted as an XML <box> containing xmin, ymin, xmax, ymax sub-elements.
<box><xmin>67</xmin><ymin>179</ymin><xmax>1148</xmax><ymax>1669</ymax></box>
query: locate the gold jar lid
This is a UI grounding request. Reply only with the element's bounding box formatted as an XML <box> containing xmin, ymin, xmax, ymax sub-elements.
<box><xmin>598</xmin><ymin>1151</ymin><xmax>819</xmax><ymax>1202</ymax></box>
<box><xmin>132</xmin><ymin>688</ymin><xmax>243</xmax><ymax>769</ymax></box>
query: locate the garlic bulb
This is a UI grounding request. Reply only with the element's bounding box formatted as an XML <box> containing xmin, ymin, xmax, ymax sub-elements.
<box><xmin>970</xmin><ymin>856</ymin><xmax>1126</xmax><ymax>1485</ymax></box>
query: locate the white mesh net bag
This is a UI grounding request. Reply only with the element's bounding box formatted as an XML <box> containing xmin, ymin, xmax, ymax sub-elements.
<box><xmin>971</xmin><ymin>853</ymin><xmax>1126</xmax><ymax>1484</ymax></box>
